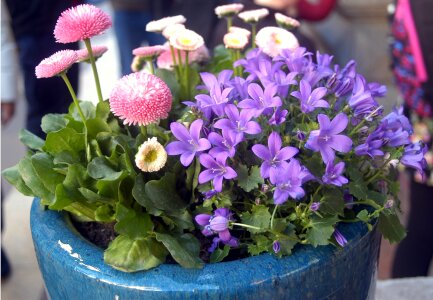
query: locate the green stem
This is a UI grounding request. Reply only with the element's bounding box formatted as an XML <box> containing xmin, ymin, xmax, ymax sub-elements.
<box><xmin>147</xmin><ymin>59</ymin><xmax>155</xmax><ymax>75</ymax></box>
<box><xmin>227</xmin><ymin>17</ymin><xmax>233</xmax><ymax>32</ymax></box>
<box><xmin>251</xmin><ymin>24</ymin><xmax>257</xmax><ymax>48</ymax></box>
<box><xmin>351</xmin><ymin>199</ymin><xmax>382</xmax><ymax>210</ymax></box>
<box><xmin>177</xmin><ymin>49</ymin><xmax>183</xmax><ymax>76</ymax></box>
<box><xmin>270</xmin><ymin>205</ymin><xmax>279</xmax><ymax>229</ymax></box>
<box><xmin>185</xmin><ymin>51</ymin><xmax>190</xmax><ymax>99</ymax></box>
<box><xmin>169</xmin><ymin>45</ymin><xmax>180</xmax><ymax>79</ymax></box>
<box><xmin>140</xmin><ymin>125</ymin><xmax>148</xmax><ymax>140</ymax></box>
<box><xmin>69</xmin><ymin>202</ymin><xmax>95</xmax><ymax>220</ymax></box>
<box><xmin>84</xmin><ymin>39</ymin><xmax>103</xmax><ymax>103</ymax></box>
<box><xmin>232</xmin><ymin>222</ymin><xmax>261</xmax><ymax>231</ymax></box>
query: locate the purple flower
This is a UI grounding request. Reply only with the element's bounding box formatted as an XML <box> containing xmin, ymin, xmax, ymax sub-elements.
<box><xmin>333</xmin><ymin>229</ymin><xmax>348</xmax><ymax>247</ymax></box>
<box><xmin>275</xmin><ymin>47</ymin><xmax>312</xmax><ymax>73</ymax></box>
<box><xmin>322</xmin><ymin>161</ymin><xmax>348</xmax><ymax>186</ymax></box>
<box><xmin>355</xmin><ymin>124</ymin><xmax>385</xmax><ymax>158</ymax></box>
<box><xmin>228</xmin><ymin>76</ymin><xmax>250</xmax><ymax>101</ymax></box>
<box><xmin>368</xmin><ymin>82</ymin><xmax>387</xmax><ymax>98</ymax></box>
<box><xmin>305</xmin><ymin>113</ymin><xmax>353</xmax><ymax>163</ymax></box>
<box><xmin>291</xmin><ymin>79</ymin><xmax>329</xmax><ymax>113</ymax></box>
<box><xmin>196</xmin><ymin>71</ymin><xmax>233</xmax><ymax>91</ymax></box>
<box><xmin>326</xmin><ymin>60</ymin><xmax>357</xmax><ymax>97</ymax></box>
<box><xmin>195</xmin><ymin>85</ymin><xmax>233</xmax><ymax>117</ymax></box>
<box><xmin>195</xmin><ymin>208</ymin><xmax>239</xmax><ymax>252</ymax></box>
<box><xmin>273</xmin><ymin>241</ymin><xmax>281</xmax><ymax>253</ymax></box>
<box><xmin>208</xmin><ymin>130</ymin><xmax>242</xmax><ymax>159</ymax></box>
<box><xmin>198</xmin><ymin>154</ymin><xmax>237</xmax><ymax>192</ymax></box>
<box><xmin>401</xmin><ymin>142</ymin><xmax>427</xmax><ymax>178</ymax></box>
<box><xmin>316</xmin><ymin>51</ymin><xmax>334</xmax><ymax>78</ymax></box>
<box><xmin>238</xmin><ymin>83</ymin><xmax>282</xmax><ymax>117</ymax></box>
<box><xmin>252</xmin><ymin>132</ymin><xmax>299</xmax><ymax>183</ymax></box>
<box><xmin>382</xmin><ymin>107</ymin><xmax>412</xmax><ymax>134</ymax></box>
<box><xmin>296</xmin><ymin>130</ymin><xmax>306</xmax><ymax>141</ymax></box>
<box><xmin>269</xmin><ymin>108</ymin><xmax>288</xmax><ymax>125</ymax></box>
<box><xmin>310</xmin><ymin>202</ymin><xmax>321</xmax><ymax>211</ymax></box>
<box><xmin>235</xmin><ymin>48</ymin><xmax>271</xmax><ymax>81</ymax></box>
<box><xmin>202</xmin><ymin>189</ymin><xmax>218</xmax><ymax>200</ymax></box>
<box><xmin>214</xmin><ymin>104</ymin><xmax>262</xmax><ymax>138</ymax></box>
<box><xmin>348</xmin><ymin>75</ymin><xmax>379</xmax><ymax>118</ymax></box>
<box><xmin>166</xmin><ymin>119</ymin><xmax>211</xmax><ymax>166</ymax></box>
<box><xmin>273</xmin><ymin>159</ymin><xmax>311</xmax><ymax>204</ymax></box>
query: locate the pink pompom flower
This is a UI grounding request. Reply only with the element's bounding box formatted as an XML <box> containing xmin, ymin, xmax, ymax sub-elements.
<box><xmin>275</xmin><ymin>13</ymin><xmax>300</xmax><ymax>30</ymax></box>
<box><xmin>223</xmin><ymin>32</ymin><xmax>249</xmax><ymax>50</ymax></box>
<box><xmin>132</xmin><ymin>45</ymin><xmax>166</xmax><ymax>58</ymax></box>
<box><xmin>238</xmin><ymin>8</ymin><xmax>269</xmax><ymax>23</ymax></box>
<box><xmin>146</xmin><ymin>15</ymin><xmax>186</xmax><ymax>33</ymax></box>
<box><xmin>76</xmin><ymin>45</ymin><xmax>108</xmax><ymax>62</ymax></box>
<box><xmin>215</xmin><ymin>3</ymin><xmax>244</xmax><ymax>18</ymax></box>
<box><xmin>109</xmin><ymin>73</ymin><xmax>172</xmax><ymax>126</ymax></box>
<box><xmin>54</xmin><ymin>4</ymin><xmax>112</xmax><ymax>43</ymax></box>
<box><xmin>35</xmin><ymin>50</ymin><xmax>78</xmax><ymax>78</ymax></box>
<box><xmin>255</xmin><ymin>26</ymin><xmax>299</xmax><ymax>57</ymax></box>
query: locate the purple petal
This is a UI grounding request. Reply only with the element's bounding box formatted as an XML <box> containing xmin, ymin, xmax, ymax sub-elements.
<box><xmin>300</xmin><ymin>80</ymin><xmax>311</xmax><ymax>99</ymax></box>
<box><xmin>314</xmin><ymin>100</ymin><xmax>330</xmax><ymax>108</ymax></box>
<box><xmin>288</xmin><ymin>186</ymin><xmax>305</xmax><ymax>199</ymax></box>
<box><xmin>268</xmin><ymin>132</ymin><xmax>282</xmax><ymax>157</ymax></box>
<box><xmin>274</xmin><ymin>189</ymin><xmax>289</xmax><ymax>205</ymax></box>
<box><xmin>244</xmin><ymin>121</ymin><xmax>262</xmax><ymax>135</ymax></box>
<box><xmin>317</xmin><ymin>114</ymin><xmax>331</xmax><ymax>129</ymax></box>
<box><xmin>247</xmin><ymin>83</ymin><xmax>263</xmax><ymax>100</ymax></box>
<box><xmin>319</xmin><ymin>145</ymin><xmax>335</xmax><ymax>164</ymax></box>
<box><xmin>310</xmin><ymin>87</ymin><xmax>327</xmax><ymax>100</ymax></box>
<box><xmin>200</xmin><ymin>153</ymin><xmax>218</xmax><ymax>169</ymax></box>
<box><xmin>166</xmin><ymin>141</ymin><xmax>191</xmax><ymax>155</ymax></box>
<box><xmin>329</xmin><ymin>113</ymin><xmax>349</xmax><ymax>134</ymax></box>
<box><xmin>238</xmin><ymin>99</ymin><xmax>258</xmax><ymax>109</ymax></box>
<box><xmin>331</xmin><ymin>135</ymin><xmax>353</xmax><ymax>153</ymax></box>
<box><xmin>195</xmin><ymin>214</ymin><xmax>211</xmax><ymax>226</ymax></box>
<box><xmin>189</xmin><ymin>119</ymin><xmax>203</xmax><ymax>142</ymax></box>
<box><xmin>208</xmin><ymin>132</ymin><xmax>223</xmax><ymax>146</ymax></box>
<box><xmin>252</xmin><ymin>144</ymin><xmax>271</xmax><ymax>160</ymax></box>
<box><xmin>214</xmin><ymin>119</ymin><xmax>233</xmax><ymax>131</ymax></box>
<box><xmin>170</xmin><ymin>122</ymin><xmax>190</xmax><ymax>143</ymax></box>
<box><xmin>276</xmin><ymin>146</ymin><xmax>299</xmax><ymax>161</ymax></box>
<box><xmin>223</xmin><ymin>167</ymin><xmax>237</xmax><ymax>179</ymax></box>
<box><xmin>213</xmin><ymin>175</ymin><xmax>224</xmax><ymax>192</ymax></box>
<box><xmin>224</xmin><ymin>104</ymin><xmax>240</xmax><ymax>121</ymax></box>
<box><xmin>218</xmin><ymin>229</ymin><xmax>231</xmax><ymax>242</ymax></box>
<box><xmin>198</xmin><ymin>169</ymin><xmax>216</xmax><ymax>184</ymax></box>
<box><xmin>197</xmin><ymin>138</ymin><xmax>212</xmax><ymax>152</ymax></box>
<box><xmin>180</xmin><ymin>152</ymin><xmax>195</xmax><ymax>167</ymax></box>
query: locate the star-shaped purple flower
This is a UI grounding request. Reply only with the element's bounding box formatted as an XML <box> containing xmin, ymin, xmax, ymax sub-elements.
<box><xmin>166</xmin><ymin>119</ymin><xmax>211</xmax><ymax>167</ymax></box>
<box><xmin>208</xmin><ymin>130</ymin><xmax>242</xmax><ymax>160</ymax></box>
<box><xmin>214</xmin><ymin>104</ymin><xmax>262</xmax><ymax>138</ymax></box>
<box><xmin>198</xmin><ymin>154</ymin><xmax>237</xmax><ymax>192</ymax></box>
<box><xmin>401</xmin><ymin>142</ymin><xmax>427</xmax><ymax>178</ymax></box>
<box><xmin>322</xmin><ymin>161</ymin><xmax>348</xmax><ymax>186</ymax></box>
<box><xmin>195</xmin><ymin>85</ymin><xmax>233</xmax><ymax>117</ymax></box>
<box><xmin>252</xmin><ymin>132</ymin><xmax>299</xmax><ymax>184</ymax></box>
<box><xmin>238</xmin><ymin>83</ymin><xmax>282</xmax><ymax>117</ymax></box>
<box><xmin>305</xmin><ymin>113</ymin><xmax>353</xmax><ymax>163</ymax></box>
<box><xmin>291</xmin><ymin>79</ymin><xmax>329</xmax><ymax>113</ymax></box>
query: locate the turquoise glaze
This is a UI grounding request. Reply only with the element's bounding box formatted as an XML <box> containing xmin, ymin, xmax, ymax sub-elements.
<box><xmin>31</xmin><ymin>199</ymin><xmax>380</xmax><ymax>299</ymax></box>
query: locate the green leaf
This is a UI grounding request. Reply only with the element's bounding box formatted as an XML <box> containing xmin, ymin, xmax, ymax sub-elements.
<box><xmin>378</xmin><ymin>212</ymin><xmax>406</xmax><ymax>243</ymax></box>
<box><xmin>69</xmin><ymin>101</ymin><xmax>96</xmax><ymax>120</ymax></box>
<box><xmin>41</xmin><ymin>114</ymin><xmax>67</xmax><ymax>133</ymax></box>
<box><xmin>241</xmin><ymin>205</ymin><xmax>271</xmax><ymax>233</ymax></box>
<box><xmin>18</xmin><ymin>156</ymin><xmax>53</xmax><ymax>204</ymax></box>
<box><xmin>320</xmin><ymin>189</ymin><xmax>345</xmax><ymax>216</ymax></box>
<box><xmin>155</xmin><ymin>233</ymin><xmax>203</xmax><ymax>269</ymax></box>
<box><xmin>161</xmin><ymin>210</ymin><xmax>194</xmax><ymax>231</ymax></box>
<box><xmin>44</xmin><ymin>127</ymin><xmax>85</xmax><ymax>156</ymax></box>
<box><xmin>96</xmin><ymin>101</ymin><xmax>111</xmax><ymax>120</ymax></box>
<box><xmin>86</xmin><ymin>118</ymin><xmax>111</xmax><ymax>139</ymax></box>
<box><xmin>2</xmin><ymin>165</ymin><xmax>33</xmax><ymax>196</ymax></box>
<box><xmin>53</xmin><ymin>151</ymin><xmax>79</xmax><ymax>165</ymax></box>
<box><xmin>248</xmin><ymin>235</ymin><xmax>271</xmax><ymax>255</ymax></box>
<box><xmin>236</xmin><ymin>165</ymin><xmax>264</xmax><ymax>192</ymax></box>
<box><xmin>94</xmin><ymin>204</ymin><xmax>115</xmax><ymax>222</ymax></box>
<box><xmin>155</xmin><ymin>68</ymin><xmax>180</xmax><ymax>97</ymax></box>
<box><xmin>347</xmin><ymin>166</ymin><xmax>368</xmax><ymax>200</ymax></box>
<box><xmin>114</xmin><ymin>203</ymin><xmax>153</xmax><ymax>239</ymax></box>
<box><xmin>87</xmin><ymin>157</ymin><xmax>125</xmax><ymax>181</ymax></box>
<box><xmin>132</xmin><ymin>174</ymin><xmax>162</xmax><ymax>215</ymax></box>
<box><xmin>19</xmin><ymin>129</ymin><xmax>44</xmax><ymax>151</ymax></box>
<box><xmin>367</xmin><ymin>190</ymin><xmax>386</xmax><ymax>206</ymax></box>
<box><xmin>356</xmin><ymin>209</ymin><xmax>370</xmax><ymax>222</ymax></box>
<box><xmin>78</xmin><ymin>187</ymin><xmax>113</xmax><ymax>203</ymax></box>
<box><xmin>104</xmin><ymin>235</ymin><xmax>167</xmax><ymax>272</ymax></box>
<box><xmin>302</xmin><ymin>155</ymin><xmax>323</xmax><ymax>178</ymax></box>
<box><xmin>31</xmin><ymin>153</ymin><xmax>65</xmax><ymax>193</ymax></box>
<box><xmin>210</xmin><ymin>245</ymin><xmax>230</xmax><ymax>263</ymax></box>
<box><xmin>305</xmin><ymin>216</ymin><xmax>338</xmax><ymax>247</ymax></box>
<box><xmin>278</xmin><ymin>235</ymin><xmax>297</xmax><ymax>256</ymax></box>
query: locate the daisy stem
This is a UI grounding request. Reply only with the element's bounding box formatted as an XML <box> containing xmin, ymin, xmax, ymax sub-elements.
<box><xmin>270</xmin><ymin>204</ymin><xmax>279</xmax><ymax>229</ymax></box>
<box><xmin>84</xmin><ymin>39</ymin><xmax>103</xmax><ymax>103</ymax></box>
<box><xmin>147</xmin><ymin>59</ymin><xmax>155</xmax><ymax>75</ymax></box>
<box><xmin>185</xmin><ymin>51</ymin><xmax>190</xmax><ymax>99</ymax></box>
<box><xmin>169</xmin><ymin>45</ymin><xmax>180</xmax><ymax>79</ymax></box>
<box><xmin>251</xmin><ymin>23</ymin><xmax>257</xmax><ymax>48</ymax></box>
<box><xmin>227</xmin><ymin>16</ymin><xmax>232</xmax><ymax>32</ymax></box>
<box><xmin>231</xmin><ymin>49</ymin><xmax>237</xmax><ymax>76</ymax></box>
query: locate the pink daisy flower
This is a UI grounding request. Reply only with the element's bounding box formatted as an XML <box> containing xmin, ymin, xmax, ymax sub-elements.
<box><xmin>132</xmin><ymin>45</ymin><xmax>166</xmax><ymax>58</ymax></box>
<box><xmin>35</xmin><ymin>50</ymin><xmax>78</xmax><ymax>78</ymax></box>
<box><xmin>223</xmin><ymin>32</ymin><xmax>249</xmax><ymax>50</ymax></box>
<box><xmin>76</xmin><ymin>45</ymin><xmax>108</xmax><ymax>62</ymax></box>
<box><xmin>169</xmin><ymin>28</ymin><xmax>204</xmax><ymax>52</ymax></box>
<box><xmin>229</xmin><ymin>26</ymin><xmax>251</xmax><ymax>38</ymax></box>
<box><xmin>162</xmin><ymin>23</ymin><xmax>186</xmax><ymax>39</ymax></box>
<box><xmin>255</xmin><ymin>26</ymin><xmax>299</xmax><ymax>57</ymax></box>
<box><xmin>275</xmin><ymin>13</ymin><xmax>300</xmax><ymax>29</ymax></box>
<box><xmin>146</xmin><ymin>15</ymin><xmax>186</xmax><ymax>33</ymax></box>
<box><xmin>215</xmin><ymin>3</ymin><xmax>244</xmax><ymax>18</ymax></box>
<box><xmin>54</xmin><ymin>4</ymin><xmax>112</xmax><ymax>43</ymax></box>
<box><xmin>157</xmin><ymin>45</ymin><xmax>209</xmax><ymax>70</ymax></box>
<box><xmin>109</xmin><ymin>73</ymin><xmax>172</xmax><ymax>126</ymax></box>
<box><xmin>238</xmin><ymin>8</ymin><xmax>269</xmax><ymax>23</ymax></box>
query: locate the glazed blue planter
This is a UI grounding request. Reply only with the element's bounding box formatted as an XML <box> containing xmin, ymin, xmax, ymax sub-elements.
<box><xmin>31</xmin><ymin>198</ymin><xmax>380</xmax><ymax>300</ymax></box>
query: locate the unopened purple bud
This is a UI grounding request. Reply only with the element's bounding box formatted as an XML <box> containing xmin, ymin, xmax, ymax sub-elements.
<box><xmin>310</xmin><ymin>202</ymin><xmax>320</xmax><ymax>211</ymax></box>
<box><xmin>333</xmin><ymin>229</ymin><xmax>348</xmax><ymax>247</ymax></box>
<box><xmin>255</xmin><ymin>198</ymin><xmax>261</xmax><ymax>205</ymax></box>
<box><xmin>385</xmin><ymin>199</ymin><xmax>394</xmax><ymax>209</ymax></box>
<box><xmin>273</xmin><ymin>241</ymin><xmax>281</xmax><ymax>254</ymax></box>
<box><xmin>296</xmin><ymin>130</ymin><xmax>306</xmax><ymax>141</ymax></box>
<box><xmin>261</xmin><ymin>184</ymin><xmax>270</xmax><ymax>193</ymax></box>
<box><xmin>203</xmin><ymin>190</ymin><xmax>218</xmax><ymax>200</ymax></box>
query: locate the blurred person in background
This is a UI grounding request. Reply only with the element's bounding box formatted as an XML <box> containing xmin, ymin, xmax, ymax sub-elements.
<box><xmin>4</xmin><ymin>0</ymin><xmax>80</xmax><ymax>138</ymax></box>
<box><xmin>390</xmin><ymin>0</ymin><xmax>433</xmax><ymax>278</ymax></box>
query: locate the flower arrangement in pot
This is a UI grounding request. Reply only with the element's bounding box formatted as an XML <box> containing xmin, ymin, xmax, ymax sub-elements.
<box><xmin>2</xmin><ymin>2</ymin><xmax>428</xmax><ymax>298</ymax></box>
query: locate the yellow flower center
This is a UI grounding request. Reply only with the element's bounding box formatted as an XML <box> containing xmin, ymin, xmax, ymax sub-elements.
<box><xmin>144</xmin><ymin>149</ymin><xmax>158</xmax><ymax>163</ymax></box>
<box><xmin>274</xmin><ymin>33</ymin><xmax>282</xmax><ymax>45</ymax></box>
<box><xmin>179</xmin><ymin>36</ymin><xmax>194</xmax><ymax>46</ymax></box>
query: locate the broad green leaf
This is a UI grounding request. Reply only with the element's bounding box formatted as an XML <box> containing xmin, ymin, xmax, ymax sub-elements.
<box><xmin>155</xmin><ymin>68</ymin><xmax>180</xmax><ymax>97</ymax></box>
<box><xmin>248</xmin><ymin>235</ymin><xmax>271</xmax><ymax>255</ymax></box>
<box><xmin>305</xmin><ymin>216</ymin><xmax>338</xmax><ymax>247</ymax></box>
<box><xmin>44</xmin><ymin>127</ymin><xmax>85</xmax><ymax>156</ymax></box>
<box><xmin>378</xmin><ymin>212</ymin><xmax>406</xmax><ymax>243</ymax></box>
<box><xmin>87</xmin><ymin>157</ymin><xmax>125</xmax><ymax>181</ymax></box>
<box><xmin>69</xmin><ymin>101</ymin><xmax>96</xmax><ymax>120</ymax></box>
<box><xmin>2</xmin><ymin>165</ymin><xmax>33</xmax><ymax>196</ymax></box>
<box><xmin>236</xmin><ymin>165</ymin><xmax>264</xmax><ymax>192</ymax></box>
<box><xmin>114</xmin><ymin>203</ymin><xmax>153</xmax><ymax>239</ymax></box>
<box><xmin>41</xmin><ymin>114</ymin><xmax>67</xmax><ymax>133</ymax></box>
<box><xmin>78</xmin><ymin>187</ymin><xmax>113</xmax><ymax>203</ymax></box>
<box><xmin>161</xmin><ymin>210</ymin><xmax>194</xmax><ymax>231</ymax></box>
<box><xmin>86</xmin><ymin>118</ymin><xmax>111</xmax><ymax>139</ymax></box>
<box><xmin>104</xmin><ymin>235</ymin><xmax>167</xmax><ymax>272</ymax></box>
<box><xmin>278</xmin><ymin>235</ymin><xmax>297</xmax><ymax>256</ymax></box>
<box><xmin>145</xmin><ymin>173</ymin><xmax>188</xmax><ymax>213</ymax></box>
<box><xmin>178</xmin><ymin>233</ymin><xmax>201</xmax><ymax>258</ymax></box>
<box><xmin>320</xmin><ymin>189</ymin><xmax>345</xmax><ymax>216</ymax></box>
<box><xmin>19</xmin><ymin>129</ymin><xmax>44</xmax><ymax>151</ymax></box>
<box><xmin>95</xmin><ymin>204</ymin><xmax>115</xmax><ymax>222</ymax></box>
<box><xmin>52</xmin><ymin>184</ymin><xmax>74</xmax><ymax>210</ymax></box>
<box><xmin>31</xmin><ymin>153</ymin><xmax>65</xmax><ymax>193</ymax></box>
<box><xmin>155</xmin><ymin>232</ymin><xmax>203</xmax><ymax>269</ymax></box>
<box><xmin>53</xmin><ymin>151</ymin><xmax>78</xmax><ymax>165</ymax></box>
<box><xmin>241</xmin><ymin>205</ymin><xmax>271</xmax><ymax>233</ymax></box>
<box><xmin>356</xmin><ymin>210</ymin><xmax>370</xmax><ymax>222</ymax></box>
<box><xmin>347</xmin><ymin>166</ymin><xmax>368</xmax><ymax>200</ymax></box>
<box><xmin>96</xmin><ymin>101</ymin><xmax>111</xmax><ymax>120</ymax></box>
<box><xmin>210</xmin><ymin>245</ymin><xmax>230</xmax><ymax>263</ymax></box>
<box><xmin>132</xmin><ymin>174</ymin><xmax>162</xmax><ymax>215</ymax></box>
<box><xmin>18</xmin><ymin>157</ymin><xmax>53</xmax><ymax>204</ymax></box>
<box><xmin>302</xmin><ymin>155</ymin><xmax>323</xmax><ymax>178</ymax></box>
<box><xmin>367</xmin><ymin>190</ymin><xmax>386</xmax><ymax>206</ymax></box>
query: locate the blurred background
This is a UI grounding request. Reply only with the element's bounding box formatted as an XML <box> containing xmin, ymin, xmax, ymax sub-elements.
<box><xmin>1</xmin><ymin>0</ymin><xmax>432</xmax><ymax>299</ymax></box>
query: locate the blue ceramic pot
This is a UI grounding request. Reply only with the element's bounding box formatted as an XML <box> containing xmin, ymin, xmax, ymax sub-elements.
<box><xmin>31</xmin><ymin>199</ymin><xmax>380</xmax><ymax>300</ymax></box>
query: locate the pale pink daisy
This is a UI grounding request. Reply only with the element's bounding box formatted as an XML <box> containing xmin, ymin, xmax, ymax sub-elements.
<box><xmin>215</xmin><ymin>3</ymin><xmax>244</xmax><ymax>18</ymax></box>
<box><xmin>132</xmin><ymin>45</ymin><xmax>166</xmax><ymax>58</ymax></box>
<box><xmin>54</xmin><ymin>4</ymin><xmax>112</xmax><ymax>43</ymax></box>
<box><xmin>162</xmin><ymin>23</ymin><xmax>186</xmax><ymax>39</ymax></box>
<box><xmin>146</xmin><ymin>15</ymin><xmax>186</xmax><ymax>33</ymax></box>
<box><xmin>109</xmin><ymin>73</ymin><xmax>172</xmax><ymax>126</ymax></box>
<box><xmin>76</xmin><ymin>45</ymin><xmax>108</xmax><ymax>62</ymax></box>
<box><xmin>238</xmin><ymin>8</ymin><xmax>269</xmax><ymax>23</ymax></box>
<box><xmin>275</xmin><ymin>13</ymin><xmax>300</xmax><ymax>29</ymax></box>
<box><xmin>157</xmin><ymin>45</ymin><xmax>209</xmax><ymax>70</ymax></box>
<box><xmin>223</xmin><ymin>32</ymin><xmax>249</xmax><ymax>50</ymax></box>
<box><xmin>35</xmin><ymin>50</ymin><xmax>78</xmax><ymax>78</ymax></box>
<box><xmin>255</xmin><ymin>26</ymin><xmax>299</xmax><ymax>57</ymax></box>
<box><xmin>229</xmin><ymin>26</ymin><xmax>251</xmax><ymax>38</ymax></box>
<box><xmin>169</xmin><ymin>28</ymin><xmax>204</xmax><ymax>51</ymax></box>
<box><xmin>135</xmin><ymin>137</ymin><xmax>167</xmax><ymax>172</ymax></box>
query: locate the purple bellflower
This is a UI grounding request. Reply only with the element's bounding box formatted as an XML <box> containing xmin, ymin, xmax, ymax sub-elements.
<box><xmin>196</xmin><ymin>71</ymin><xmax>233</xmax><ymax>91</ymax></box>
<box><xmin>333</xmin><ymin>228</ymin><xmax>348</xmax><ymax>247</ymax></box>
<box><xmin>322</xmin><ymin>161</ymin><xmax>348</xmax><ymax>186</ymax></box>
<box><xmin>166</xmin><ymin>119</ymin><xmax>211</xmax><ymax>166</ymax></box>
<box><xmin>194</xmin><ymin>85</ymin><xmax>233</xmax><ymax>117</ymax></box>
<box><xmin>252</xmin><ymin>132</ymin><xmax>299</xmax><ymax>184</ymax></box>
<box><xmin>208</xmin><ymin>130</ymin><xmax>242</xmax><ymax>159</ymax></box>
<box><xmin>310</xmin><ymin>202</ymin><xmax>321</xmax><ymax>211</ymax></box>
<box><xmin>238</xmin><ymin>83</ymin><xmax>282</xmax><ymax>117</ymax></box>
<box><xmin>214</xmin><ymin>104</ymin><xmax>262</xmax><ymax>138</ymax></box>
<box><xmin>348</xmin><ymin>75</ymin><xmax>379</xmax><ymax>118</ymax></box>
<box><xmin>275</xmin><ymin>47</ymin><xmax>312</xmax><ymax>73</ymax></box>
<box><xmin>401</xmin><ymin>141</ymin><xmax>427</xmax><ymax>178</ymax></box>
<box><xmin>260</xmin><ymin>70</ymin><xmax>297</xmax><ymax>99</ymax></box>
<box><xmin>273</xmin><ymin>159</ymin><xmax>312</xmax><ymax>204</ymax></box>
<box><xmin>269</xmin><ymin>108</ymin><xmax>288</xmax><ymax>126</ymax></box>
<box><xmin>198</xmin><ymin>154</ymin><xmax>237</xmax><ymax>192</ymax></box>
<box><xmin>291</xmin><ymin>79</ymin><xmax>329</xmax><ymax>113</ymax></box>
<box><xmin>382</xmin><ymin>106</ymin><xmax>412</xmax><ymax>134</ymax></box>
<box><xmin>368</xmin><ymin>82</ymin><xmax>387</xmax><ymax>98</ymax></box>
<box><xmin>354</xmin><ymin>124</ymin><xmax>385</xmax><ymax>158</ymax></box>
<box><xmin>195</xmin><ymin>208</ymin><xmax>239</xmax><ymax>252</ymax></box>
<box><xmin>306</xmin><ymin>113</ymin><xmax>353</xmax><ymax>163</ymax></box>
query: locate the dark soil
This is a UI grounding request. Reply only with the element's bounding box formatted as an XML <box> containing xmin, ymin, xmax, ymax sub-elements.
<box><xmin>72</xmin><ymin>219</ymin><xmax>117</xmax><ymax>249</ymax></box>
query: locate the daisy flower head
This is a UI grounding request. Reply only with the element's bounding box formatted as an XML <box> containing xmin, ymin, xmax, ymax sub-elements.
<box><xmin>238</xmin><ymin>8</ymin><xmax>269</xmax><ymax>23</ymax></box>
<box><xmin>224</xmin><ymin>31</ymin><xmax>249</xmax><ymax>50</ymax></box>
<box><xmin>215</xmin><ymin>3</ymin><xmax>244</xmax><ymax>18</ymax></box>
<box><xmin>162</xmin><ymin>23</ymin><xmax>186</xmax><ymax>39</ymax></box>
<box><xmin>135</xmin><ymin>137</ymin><xmax>167</xmax><ymax>172</ymax></box>
<box><xmin>169</xmin><ymin>29</ymin><xmax>204</xmax><ymax>51</ymax></box>
<box><xmin>275</xmin><ymin>13</ymin><xmax>300</xmax><ymax>30</ymax></box>
<box><xmin>76</xmin><ymin>45</ymin><xmax>108</xmax><ymax>62</ymax></box>
<box><xmin>109</xmin><ymin>73</ymin><xmax>172</xmax><ymax>126</ymax></box>
<box><xmin>255</xmin><ymin>26</ymin><xmax>299</xmax><ymax>57</ymax></box>
<box><xmin>132</xmin><ymin>45</ymin><xmax>166</xmax><ymax>59</ymax></box>
<box><xmin>54</xmin><ymin>4</ymin><xmax>112</xmax><ymax>43</ymax></box>
<box><xmin>229</xmin><ymin>26</ymin><xmax>251</xmax><ymax>38</ymax></box>
<box><xmin>35</xmin><ymin>50</ymin><xmax>78</xmax><ymax>78</ymax></box>
<box><xmin>146</xmin><ymin>15</ymin><xmax>186</xmax><ymax>33</ymax></box>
